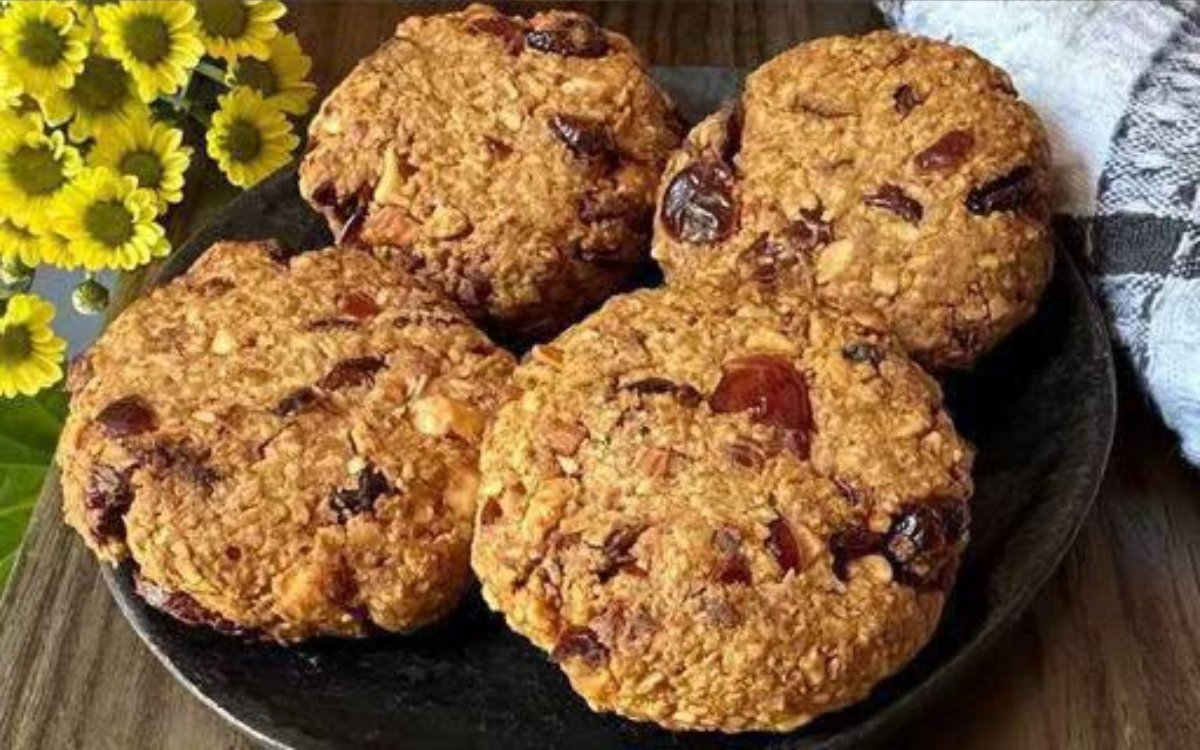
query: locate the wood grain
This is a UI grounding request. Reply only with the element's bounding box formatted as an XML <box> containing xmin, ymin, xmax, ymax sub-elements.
<box><xmin>3</xmin><ymin>3</ymin><xmax>1199</xmax><ymax>749</ymax></box>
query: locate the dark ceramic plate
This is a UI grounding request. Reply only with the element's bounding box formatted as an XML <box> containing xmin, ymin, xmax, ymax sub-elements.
<box><xmin>101</xmin><ymin>69</ymin><xmax>1116</xmax><ymax>750</ymax></box>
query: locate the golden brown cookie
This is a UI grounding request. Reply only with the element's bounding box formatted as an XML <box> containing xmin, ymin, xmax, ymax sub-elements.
<box><xmin>300</xmin><ymin>4</ymin><xmax>681</xmax><ymax>342</ymax></box>
<box><xmin>653</xmin><ymin>31</ymin><xmax>1053</xmax><ymax>369</ymax></box>
<box><xmin>60</xmin><ymin>241</ymin><xmax>515</xmax><ymax>642</ymax></box>
<box><xmin>471</xmin><ymin>281</ymin><xmax>974</xmax><ymax>731</ymax></box>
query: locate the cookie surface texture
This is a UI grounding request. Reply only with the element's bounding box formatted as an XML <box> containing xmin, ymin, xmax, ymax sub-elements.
<box><xmin>60</xmin><ymin>241</ymin><xmax>515</xmax><ymax>642</ymax></box>
<box><xmin>471</xmin><ymin>281</ymin><xmax>974</xmax><ymax>731</ymax></box>
<box><xmin>301</xmin><ymin>3</ymin><xmax>681</xmax><ymax>341</ymax></box>
<box><xmin>653</xmin><ymin>31</ymin><xmax>1053</xmax><ymax>368</ymax></box>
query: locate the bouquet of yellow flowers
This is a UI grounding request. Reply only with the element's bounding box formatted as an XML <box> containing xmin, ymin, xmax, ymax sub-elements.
<box><xmin>0</xmin><ymin>0</ymin><xmax>315</xmax><ymax>398</ymax></box>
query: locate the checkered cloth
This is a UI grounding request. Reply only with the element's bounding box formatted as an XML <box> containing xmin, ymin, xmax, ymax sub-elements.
<box><xmin>881</xmin><ymin>0</ymin><xmax>1200</xmax><ymax>464</ymax></box>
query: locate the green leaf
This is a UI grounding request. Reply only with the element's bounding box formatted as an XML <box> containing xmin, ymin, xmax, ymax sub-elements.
<box><xmin>0</xmin><ymin>386</ymin><xmax>68</xmax><ymax>592</ymax></box>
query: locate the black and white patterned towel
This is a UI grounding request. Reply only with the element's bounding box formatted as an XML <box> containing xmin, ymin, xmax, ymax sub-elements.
<box><xmin>882</xmin><ymin>0</ymin><xmax>1200</xmax><ymax>464</ymax></box>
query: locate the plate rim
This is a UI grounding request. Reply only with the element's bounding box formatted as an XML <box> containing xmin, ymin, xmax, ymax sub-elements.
<box><xmin>101</xmin><ymin>165</ymin><xmax>1118</xmax><ymax>749</ymax></box>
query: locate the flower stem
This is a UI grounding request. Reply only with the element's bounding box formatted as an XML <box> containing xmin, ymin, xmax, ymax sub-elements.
<box><xmin>193</xmin><ymin>60</ymin><xmax>229</xmax><ymax>87</ymax></box>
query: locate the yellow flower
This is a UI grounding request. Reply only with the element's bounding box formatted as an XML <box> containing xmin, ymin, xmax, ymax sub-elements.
<box><xmin>0</xmin><ymin>293</ymin><xmax>66</xmax><ymax>397</ymax></box>
<box><xmin>226</xmin><ymin>32</ymin><xmax>315</xmax><ymax>116</ymax></box>
<box><xmin>0</xmin><ymin>66</ymin><xmax>22</xmax><ymax>111</ymax></box>
<box><xmin>97</xmin><ymin>1</ymin><xmax>204</xmax><ymax>101</ymax></box>
<box><xmin>0</xmin><ymin>112</ymin><xmax>84</xmax><ymax>232</ymax></box>
<box><xmin>207</xmin><ymin>88</ymin><xmax>297</xmax><ymax>188</ymax></box>
<box><xmin>90</xmin><ymin>112</ymin><xmax>191</xmax><ymax>213</ymax></box>
<box><xmin>0</xmin><ymin>1</ymin><xmax>89</xmax><ymax>103</ymax></box>
<box><xmin>192</xmin><ymin>0</ymin><xmax>285</xmax><ymax>61</ymax></box>
<box><xmin>0</xmin><ymin>216</ymin><xmax>72</xmax><ymax>268</ymax></box>
<box><xmin>37</xmin><ymin>52</ymin><xmax>142</xmax><ymax>140</ymax></box>
<box><xmin>54</xmin><ymin>167</ymin><xmax>168</xmax><ymax>271</ymax></box>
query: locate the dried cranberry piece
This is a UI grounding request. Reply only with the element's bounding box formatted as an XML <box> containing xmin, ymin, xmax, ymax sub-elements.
<box><xmin>864</xmin><ymin>183</ymin><xmax>923</xmax><ymax>224</ymax></box>
<box><xmin>915</xmin><ymin>130</ymin><xmax>975</xmax><ymax>171</ymax></box>
<box><xmin>96</xmin><ymin>395</ymin><xmax>157</xmax><ymax>438</ymax></box>
<box><xmin>766</xmin><ymin>518</ymin><xmax>801</xmax><ymax>575</ymax></box>
<box><xmin>526</xmin><ymin>16</ymin><xmax>609</xmax><ymax>58</ymax></box>
<box><xmin>338</xmin><ymin>292</ymin><xmax>381</xmax><ymax>319</ymax></box>
<box><xmin>893</xmin><ymin>84</ymin><xmax>923</xmax><ymax>116</ymax></box>
<box><xmin>134</xmin><ymin>572</ymin><xmax>247</xmax><ymax>636</ymax></box>
<box><xmin>274</xmin><ymin>387</ymin><xmax>319</xmax><ymax>417</ymax></box>
<box><xmin>661</xmin><ymin>159</ymin><xmax>738</xmax><ymax>245</ymax></box>
<box><xmin>318</xmin><ymin>357</ymin><xmax>385</xmax><ymax>390</ymax></box>
<box><xmin>597</xmin><ymin>524</ymin><xmax>646</xmax><ymax>582</ymax></box>
<box><xmin>842</xmin><ymin>342</ymin><xmax>884</xmax><ymax>366</ymax></box>
<box><xmin>966</xmin><ymin>166</ymin><xmax>1035</xmax><ymax>215</ymax></box>
<box><xmin>783</xmin><ymin>207</ymin><xmax>834</xmax><ymax>252</ymax></box>
<box><xmin>884</xmin><ymin>501</ymin><xmax>968</xmax><ymax>589</ymax></box>
<box><xmin>709</xmin><ymin>355</ymin><xmax>813</xmax><ymax>460</ymax></box>
<box><xmin>329</xmin><ymin>464</ymin><xmax>392</xmax><ymax>522</ymax></box>
<box><xmin>620</xmin><ymin>377</ymin><xmax>703</xmax><ymax>408</ymax></box>
<box><xmin>829</xmin><ymin>526</ymin><xmax>885</xmax><ymax>581</ymax></box>
<box><xmin>466</xmin><ymin>15</ymin><xmax>526</xmax><ymax>55</ymax></box>
<box><xmin>84</xmin><ymin>464</ymin><xmax>134</xmax><ymax>541</ymax></box>
<box><xmin>712</xmin><ymin>527</ymin><xmax>752</xmax><ymax>585</ymax></box>
<box><xmin>479</xmin><ymin>497</ymin><xmax>502</xmax><ymax>526</ymax></box>
<box><xmin>549</xmin><ymin>114</ymin><xmax>617</xmax><ymax>164</ymax></box>
<box><xmin>715</xmin><ymin>555</ymin><xmax>752</xmax><ymax>585</ymax></box>
<box><xmin>552</xmin><ymin>626</ymin><xmax>609</xmax><ymax>667</ymax></box>
<box><xmin>143</xmin><ymin>441</ymin><xmax>220</xmax><ymax>492</ymax></box>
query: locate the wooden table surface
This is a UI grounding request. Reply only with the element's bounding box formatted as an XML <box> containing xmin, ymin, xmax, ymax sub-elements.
<box><xmin>3</xmin><ymin>3</ymin><xmax>1200</xmax><ymax>748</ymax></box>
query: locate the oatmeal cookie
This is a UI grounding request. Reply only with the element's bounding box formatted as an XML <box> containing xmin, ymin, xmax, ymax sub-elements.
<box><xmin>471</xmin><ymin>281</ymin><xmax>973</xmax><ymax>731</ymax></box>
<box><xmin>60</xmin><ymin>241</ymin><xmax>515</xmax><ymax>642</ymax></box>
<box><xmin>300</xmin><ymin>4</ymin><xmax>681</xmax><ymax>342</ymax></box>
<box><xmin>653</xmin><ymin>31</ymin><xmax>1053</xmax><ymax>368</ymax></box>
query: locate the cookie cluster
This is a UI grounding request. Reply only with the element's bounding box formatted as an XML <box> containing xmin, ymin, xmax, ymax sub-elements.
<box><xmin>59</xmin><ymin>4</ymin><xmax>1051</xmax><ymax>735</ymax></box>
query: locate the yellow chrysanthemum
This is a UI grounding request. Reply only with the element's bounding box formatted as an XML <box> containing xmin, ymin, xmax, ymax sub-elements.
<box><xmin>0</xmin><ymin>1</ymin><xmax>89</xmax><ymax>103</ymax></box>
<box><xmin>54</xmin><ymin>167</ymin><xmax>168</xmax><ymax>271</ymax></box>
<box><xmin>0</xmin><ymin>113</ymin><xmax>84</xmax><ymax>232</ymax></box>
<box><xmin>0</xmin><ymin>66</ymin><xmax>22</xmax><ymax>111</ymax></box>
<box><xmin>226</xmin><ymin>32</ymin><xmax>315</xmax><ymax>116</ymax></box>
<box><xmin>207</xmin><ymin>88</ymin><xmax>297</xmax><ymax>188</ymax></box>
<box><xmin>90</xmin><ymin>112</ymin><xmax>191</xmax><ymax>213</ymax></box>
<box><xmin>0</xmin><ymin>293</ymin><xmax>66</xmax><ymax>397</ymax></box>
<box><xmin>97</xmin><ymin>1</ymin><xmax>204</xmax><ymax>101</ymax></box>
<box><xmin>37</xmin><ymin>52</ymin><xmax>143</xmax><ymax>140</ymax></box>
<box><xmin>0</xmin><ymin>215</ymin><xmax>72</xmax><ymax>268</ymax></box>
<box><xmin>192</xmin><ymin>0</ymin><xmax>285</xmax><ymax>61</ymax></box>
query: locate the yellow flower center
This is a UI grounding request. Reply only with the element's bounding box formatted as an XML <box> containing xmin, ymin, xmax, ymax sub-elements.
<box><xmin>232</xmin><ymin>58</ymin><xmax>277</xmax><ymax>96</ymax></box>
<box><xmin>71</xmin><ymin>56</ymin><xmax>131</xmax><ymax>113</ymax></box>
<box><xmin>9</xmin><ymin>146</ymin><xmax>66</xmax><ymax>196</ymax></box>
<box><xmin>222</xmin><ymin>119</ymin><xmax>262</xmax><ymax>163</ymax></box>
<box><xmin>0</xmin><ymin>325</ymin><xmax>33</xmax><ymax>365</ymax></box>
<box><xmin>18</xmin><ymin>19</ymin><xmax>65</xmax><ymax>67</ymax></box>
<box><xmin>84</xmin><ymin>200</ymin><xmax>134</xmax><ymax>248</ymax></box>
<box><xmin>120</xmin><ymin>150</ymin><xmax>164</xmax><ymax>190</ymax></box>
<box><xmin>123</xmin><ymin>14</ymin><xmax>171</xmax><ymax>64</ymax></box>
<box><xmin>196</xmin><ymin>0</ymin><xmax>248</xmax><ymax>39</ymax></box>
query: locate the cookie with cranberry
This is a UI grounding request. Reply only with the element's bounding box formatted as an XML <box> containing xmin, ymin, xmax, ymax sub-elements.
<box><xmin>60</xmin><ymin>241</ymin><xmax>515</xmax><ymax>642</ymax></box>
<box><xmin>300</xmin><ymin>3</ymin><xmax>681</xmax><ymax>342</ymax></box>
<box><xmin>653</xmin><ymin>31</ymin><xmax>1052</xmax><ymax>368</ymax></box>
<box><xmin>471</xmin><ymin>281</ymin><xmax>973</xmax><ymax>731</ymax></box>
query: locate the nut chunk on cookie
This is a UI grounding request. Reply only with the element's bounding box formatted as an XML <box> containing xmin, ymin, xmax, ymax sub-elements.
<box><xmin>60</xmin><ymin>240</ymin><xmax>515</xmax><ymax>642</ymax></box>
<box><xmin>472</xmin><ymin>281</ymin><xmax>974</xmax><ymax>732</ymax></box>
<box><xmin>300</xmin><ymin>3</ymin><xmax>682</xmax><ymax>342</ymax></box>
<box><xmin>653</xmin><ymin>31</ymin><xmax>1053</xmax><ymax>368</ymax></box>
